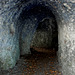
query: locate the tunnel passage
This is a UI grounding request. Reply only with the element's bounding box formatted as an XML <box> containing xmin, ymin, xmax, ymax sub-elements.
<box><xmin>19</xmin><ymin>5</ymin><xmax>58</xmax><ymax>55</ymax></box>
<box><xmin>30</xmin><ymin>18</ymin><xmax>58</xmax><ymax>53</ymax></box>
<box><xmin>0</xmin><ymin>0</ymin><xmax>75</xmax><ymax>75</ymax></box>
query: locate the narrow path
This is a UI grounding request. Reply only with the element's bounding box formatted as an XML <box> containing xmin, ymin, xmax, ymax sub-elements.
<box><xmin>0</xmin><ymin>48</ymin><xmax>62</xmax><ymax>75</ymax></box>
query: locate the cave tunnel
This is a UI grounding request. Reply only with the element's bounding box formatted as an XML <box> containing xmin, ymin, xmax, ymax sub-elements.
<box><xmin>19</xmin><ymin>5</ymin><xmax>58</xmax><ymax>55</ymax></box>
<box><xmin>0</xmin><ymin>0</ymin><xmax>74</xmax><ymax>75</ymax></box>
<box><xmin>30</xmin><ymin>17</ymin><xmax>58</xmax><ymax>53</ymax></box>
<box><xmin>19</xmin><ymin>5</ymin><xmax>59</xmax><ymax>74</ymax></box>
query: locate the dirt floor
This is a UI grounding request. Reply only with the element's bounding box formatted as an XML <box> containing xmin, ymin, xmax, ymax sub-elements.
<box><xmin>0</xmin><ymin>48</ymin><xmax>62</xmax><ymax>75</ymax></box>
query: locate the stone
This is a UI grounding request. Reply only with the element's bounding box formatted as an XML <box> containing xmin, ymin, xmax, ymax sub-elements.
<box><xmin>0</xmin><ymin>0</ymin><xmax>74</xmax><ymax>75</ymax></box>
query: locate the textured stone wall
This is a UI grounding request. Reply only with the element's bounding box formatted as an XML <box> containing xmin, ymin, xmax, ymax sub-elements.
<box><xmin>0</xmin><ymin>0</ymin><xmax>75</xmax><ymax>75</ymax></box>
<box><xmin>19</xmin><ymin>16</ymin><xmax>38</xmax><ymax>55</ymax></box>
<box><xmin>58</xmin><ymin>19</ymin><xmax>75</xmax><ymax>75</ymax></box>
<box><xmin>0</xmin><ymin>0</ymin><xmax>20</xmax><ymax>69</ymax></box>
<box><xmin>31</xmin><ymin>30</ymin><xmax>52</xmax><ymax>48</ymax></box>
<box><xmin>57</xmin><ymin>2</ymin><xmax>75</xmax><ymax>75</ymax></box>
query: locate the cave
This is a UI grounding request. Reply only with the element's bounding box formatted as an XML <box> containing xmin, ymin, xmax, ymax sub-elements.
<box><xmin>0</xmin><ymin>0</ymin><xmax>74</xmax><ymax>75</ymax></box>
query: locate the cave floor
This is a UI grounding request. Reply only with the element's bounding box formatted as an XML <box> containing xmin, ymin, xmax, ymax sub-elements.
<box><xmin>0</xmin><ymin>48</ymin><xmax>62</xmax><ymax>75</ymax></box>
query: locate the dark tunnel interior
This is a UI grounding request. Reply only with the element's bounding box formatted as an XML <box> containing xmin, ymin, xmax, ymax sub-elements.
<box><xmin>18</xmin><ymin>5</ymin><xmax>58</xmax><ymax>54</ymax></box>
<box><xmin>0</xmin><ymin>2</ymin><xmax>62</xmax><ymax>75</ymax></box>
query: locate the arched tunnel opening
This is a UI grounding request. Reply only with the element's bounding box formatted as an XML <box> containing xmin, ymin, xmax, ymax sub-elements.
<box><xmin>19</xmin><ymin>5</ymin><xmax>58</xmax><ymax>55</ymax></box>
<box><xmin>18</xmin><ymin>5</ymin><xmax>61</xmax><ymax>75</ymax></box>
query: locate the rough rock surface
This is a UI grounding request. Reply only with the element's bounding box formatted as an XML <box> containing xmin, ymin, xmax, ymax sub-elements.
<box><xmin>0</xmin><ymin>0</ymin><xmax>75</xmax><ymax>75</ymax></box>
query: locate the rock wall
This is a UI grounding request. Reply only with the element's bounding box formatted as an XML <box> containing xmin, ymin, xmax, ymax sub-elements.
<box><xmin>31</xmin><ymin>30</ymin><xmax>52</xmax><ymax>48</ymax></box>
<box><xmin>0</xmin><ymin>1</ymin><xmax>75</xmax><ymax>75</ymax></box>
